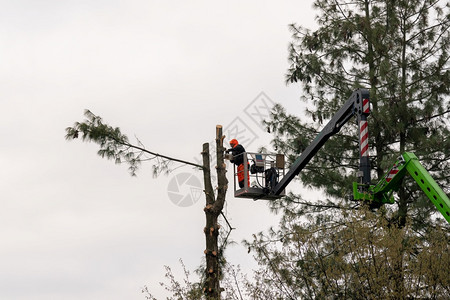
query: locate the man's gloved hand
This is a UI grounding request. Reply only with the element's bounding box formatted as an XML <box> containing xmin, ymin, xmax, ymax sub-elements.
<box><xmin>224</xmin><ymin>153</ymin><xmax>234</xmax><ymax>160</ymax></box>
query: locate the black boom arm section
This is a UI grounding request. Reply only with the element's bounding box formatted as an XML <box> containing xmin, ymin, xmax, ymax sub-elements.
<box><xmin>271</xmin><ymin>89</ymin><xmax>371</xmax><ymax>195</ymax></box>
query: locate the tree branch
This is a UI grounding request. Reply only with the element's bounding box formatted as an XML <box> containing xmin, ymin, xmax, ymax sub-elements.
<box><xmin>65</xmin><ymin>109</ymin><xmax>203</xmax><ymax>176</ymax></box>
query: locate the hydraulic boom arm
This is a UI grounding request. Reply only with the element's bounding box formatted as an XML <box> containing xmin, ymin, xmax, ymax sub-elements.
<box><xmin>272</xmin><ymin>89</ymin><xmax>371</xmax><ymax>195</ymax></box>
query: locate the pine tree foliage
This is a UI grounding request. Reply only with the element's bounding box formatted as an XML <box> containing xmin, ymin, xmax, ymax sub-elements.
<box><xmin>65</xmin><ymin>110</ymin><xmax>202</xmax><ymax>176</ymax></box>
<box><xmin>252</xmin><ymin>1</ymin><xmax>450</xmax><ymax>298</ymax></box>
<box><xmin>246</xmin><ymin>209</ymin><xmax>449</xmax><ymax>299</ymax></box>
<box><xmin>266</xmin><ymin>0</ymin><xmax>450</xmax><ymax>225</ymax></box>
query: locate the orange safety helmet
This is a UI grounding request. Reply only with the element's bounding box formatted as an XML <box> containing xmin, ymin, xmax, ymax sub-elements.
<box><xmin>229</xmin><ymin>139</ymin><xmax>238</xmax><ymax>148</ymax></box>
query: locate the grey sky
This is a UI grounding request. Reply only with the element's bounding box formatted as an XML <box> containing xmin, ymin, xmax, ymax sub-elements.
<box><xmin>1</xmin><ymin>1</ymin><xmax>316</xmax><ymax>299</ymax></box>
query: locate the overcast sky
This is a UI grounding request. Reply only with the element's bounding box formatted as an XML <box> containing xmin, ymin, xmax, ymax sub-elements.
<box><xmin>1</xmin><ymin>1</ymin><xmax>317</xmax><ymax>299</ymax></box>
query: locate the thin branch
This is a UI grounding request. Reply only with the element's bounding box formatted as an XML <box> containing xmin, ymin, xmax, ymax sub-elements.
<box><xmin>120</xmin><ymin>139</ymin><xmax>203</xmax><ymax>169</ymax></box>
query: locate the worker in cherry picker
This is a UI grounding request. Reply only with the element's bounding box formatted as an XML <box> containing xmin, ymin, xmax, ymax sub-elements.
<box><xmin>226</xmin><ymin>139</ymin><xmax>249</xmax><ymax>188</ymax></box>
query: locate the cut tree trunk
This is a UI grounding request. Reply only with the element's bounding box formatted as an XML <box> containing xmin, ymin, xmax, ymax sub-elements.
<box><xmin>201</xmin><ymin>125</ymin><xmax>228</xmax><ymax>299</ymax></box>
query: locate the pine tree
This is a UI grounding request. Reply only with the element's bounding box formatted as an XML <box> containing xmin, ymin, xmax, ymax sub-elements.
<box><xmin>246</xmin><ymin>209</ymin><xmax>449</xmax><ymax>299</ymax></box>
<box><xmin>266</xmin><ymin>0</ymin><xmax>450</xmax><ymax>226</ymax></box>
<box><xmin>253</xmin><ymin>0</ymin><xmax>450</xmax><ymax>298</ymax></box>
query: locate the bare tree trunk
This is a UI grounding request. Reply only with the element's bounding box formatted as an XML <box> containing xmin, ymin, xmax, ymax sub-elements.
<box><xmin>201</xmin><ymin>125</ymin><xmax>228</xmax><ymax>299</ymax></box>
